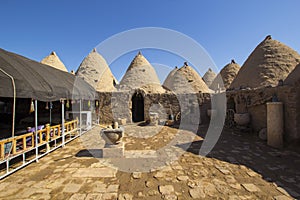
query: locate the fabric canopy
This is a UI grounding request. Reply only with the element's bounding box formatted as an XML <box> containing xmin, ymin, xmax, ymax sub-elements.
<box><xmin>0</xmin><ymin>48</ymin><xmax>96</xmax><ymax>101</ymax></box>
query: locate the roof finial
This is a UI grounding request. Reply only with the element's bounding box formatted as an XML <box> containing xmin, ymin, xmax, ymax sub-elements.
<box><xmin>138</xmin><ymin>51</ymin><xmax>142</xmax><ymax>55</ymax></box>
<box><xmin>175</xmin><ymin>66</ymin><xmax>178</xmax><ymax>69</ymax></box>
<box><xmin>92</xmin><ymin>48</ymin><xmax>97</xmax><ymax>53</ymax></box>
<box><xmin>208</xmin><ymin>68</ymin><xmax>212</xmax><ymax>71</ymax></box>
<box><xmin>184</xmin><ymin>61</ymin><xmax>188</xmax><ymax>66</ymax></box>
<box><xmin>265</xmin><ymin>35</ymin><xmax>272</xmax><ymax>40</ymax></box>
<box><xmin>231</xmin><ymin>59</ymin><xmax>236</xmax><ymax>64</ymax></box>
<box><xmin>51</xmin><ymin>51</ymin><xmax>56</xmax><ymax>56</ymax></box>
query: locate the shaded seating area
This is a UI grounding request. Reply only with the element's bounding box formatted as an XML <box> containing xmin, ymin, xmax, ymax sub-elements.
<box><xmin>0</xmin><ymin>119</ymin><xmax>78</xmax><ymax>157</ymax></box>
<box><xmin>0</xmin><ymin>48</ymin><xmax>96</xmax><ymax>179</ymax></box>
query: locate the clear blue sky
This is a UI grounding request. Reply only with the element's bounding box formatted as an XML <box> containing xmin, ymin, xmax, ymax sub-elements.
<box><xmin>1</xmin><ymin>1</ymin><xmax>299</xmax><ymax>82</ymax></box>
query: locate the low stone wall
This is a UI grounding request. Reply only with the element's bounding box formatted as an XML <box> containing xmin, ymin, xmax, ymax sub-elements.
<box><xmin>227</xmin><ymin>85</ymin><xmax>299</xmax><ymax>142</ymax></box>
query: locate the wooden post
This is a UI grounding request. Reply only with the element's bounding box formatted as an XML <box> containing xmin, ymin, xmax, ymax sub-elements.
<box><xmin>0</xmin><ymin>143</ymin><xmax>4</xmax><ymax>159</ymax></box>
<box><xmin>46</xmin><ymin>124</ymin><xmax>51</xmax><ymax>152</ymax></box>
<box><xmin>31</xmin><ymin>134</ymin><xmax>34</xmax><ymax>148</ymax></box>
<box><xmin>57</xmin><ymin>126</ymin><xmax>61</xmax><ymax>137</ymax></box>
<box><xmin>46</xmin><ymin>124</ymin><xmax>50</xmax><ymax>142</ymax></box>
<box><xmin>39</xmin><ymin>131</ymin><xmax>43</xmax><ymax>144</ymax></box>
<box><xmin>12</xmin><ymin>140</ymin><xmax>16</xmax><ymax>154</ymax></box>
<box><xmin>23</xmin><ymin>137</ymin><xmax>27</xmax><ymax>151</ymax></box>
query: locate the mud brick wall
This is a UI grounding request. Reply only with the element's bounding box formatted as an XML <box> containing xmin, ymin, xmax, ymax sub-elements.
<box><xmin>296</xmin><ymin>84</ymin><xmax>300</xmax><ymax>142</ymax></box>
<box><xmin>144</xmin><ymin>92</ymin><xmax>211</xmax><ymax>125</ymax></box>
<box><xmin>227</xmin><ymin>85</ymin><xmax>299</xmax><ymax>142</ymax></box>
<box><xmin>98</xmin><ymin>92</ymin><xmax>113</xmax><ymax>124</ymax></box>
<box><xmin>144</xmin><ymin>93</ymin><xmax>180</xmax><ymax>122</ymax></box>
<box><xmin>98</xmin><ymin>91</ymin><xmax>212</xmax><ymax>126</ymax></box>
<box><xmin>98</xmin><ymin>92</ymin><xmax>131</xmax><ymax>124</ymax></box>
<box><xmin>196</xmin><ymin>93</ymin><xmax>212</xmax><ymax>125</ymax></box>
<box><xmin>277</xmin><ymin>86</ymin><xmax>298</xmax><ymax>141</ymax></box>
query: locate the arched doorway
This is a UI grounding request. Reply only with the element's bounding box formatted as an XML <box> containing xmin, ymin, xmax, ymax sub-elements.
<box><xmin>132</xmin><ymin>92</ymin><xmax>144</xmax><ymax>122</ymax></box>
<box><xmin>225</xmin><ymin>97</ymin><xmax>236</xmax><ymax>128</ymax></box>
<box><xmin>227</xmin><ymin>97</ymin><xmax>236</xmax><ymax>111</ymax></box>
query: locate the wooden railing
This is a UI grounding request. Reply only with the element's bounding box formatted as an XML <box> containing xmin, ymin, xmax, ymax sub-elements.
<box><xmin>65</xmin><ymin>120</ymin><xmax>78</xmax><ymax>133</ymax></box>
<box><xmin>0</xmin><ymin>119</ymin><xmax>78</xmax><ymax>159</ymax></box>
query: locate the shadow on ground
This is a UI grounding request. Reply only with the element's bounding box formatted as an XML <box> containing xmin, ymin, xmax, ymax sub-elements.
<box><xmin>177</xmin><ymin>126</ymin><xmax>300</xmax><ymax>198</ymax></box>
<box><xmin>76</xmin><ymin>149</ymin><xmax>103</xmax><ymax>158</ymax></box>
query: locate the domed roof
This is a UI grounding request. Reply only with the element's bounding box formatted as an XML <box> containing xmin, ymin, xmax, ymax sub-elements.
<box><xmin>284</xmin><ymin>63</ymin><xmax>300</xmax><ymax>85</ymax></box>
<box><xmin>41</xmin><ymin>51</ymin><xmax>68</xmax><ymax>72</ymax></box>
<box><xmin>76</xmin><ymin>48</ymin><xmax>117</xmax><ymax>92</ymax></box>
<box><xmin>163</xmin><ymin>62</ymin><xmax>210</xmax><ymax>94</ymax></box>
<box><xmin>163</xmin><ymin>66</ymin><xmax>178</xmax><ymax>88</ymax></box>
<box><xmin>210</xmin><ymin>59</ymin><xmax>240</xmax><ymax>91</ymax></box>
<box><xmin>202</xmin><ymin>68</ymin><xmax>216</xmax><ymax>87</ymax></box>
<box><xmin>230</xmin><ymin>35</ymin><xmax>300</xmax><ymax>89</ymax></box>
<box><xmin>118</xmin><ymin>52</ymin><xmax>162</xmax><ymax>92</ymax></box>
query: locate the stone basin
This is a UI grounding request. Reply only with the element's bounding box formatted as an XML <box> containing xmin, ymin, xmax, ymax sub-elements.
<box><xmin>100</xmin><ymin>127</ymin><xmax>124</xmax><ymax>146</ymax></box>
<box><xmin>234</xmin><ymin>113</ymin><xmax>250</xmax><ymax>126</ymax></box>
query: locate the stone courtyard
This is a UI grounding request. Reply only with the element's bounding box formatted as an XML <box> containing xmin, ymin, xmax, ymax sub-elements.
<box><xmin>0</xmin><ymin>125</ymin><xmax>299</xmax><ymax>200</ymax></box>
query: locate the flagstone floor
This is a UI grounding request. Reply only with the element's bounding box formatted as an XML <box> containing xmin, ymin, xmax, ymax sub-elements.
<box><xmin>0</xmin><ymin>124</ymin><xmax>299</xmax><ymax>200</ymax></box>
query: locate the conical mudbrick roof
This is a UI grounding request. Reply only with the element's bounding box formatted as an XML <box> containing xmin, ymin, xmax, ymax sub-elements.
<box><xmin>163</xmin><ymin>62</ymin><xmax>210</xmax><ymax>94</ymax></box>
<box><xmin>119</xmin><ymin>51</ymin><xmax>163</xmax><ymax>92</ymax></box>
<box><xmin>202</xmin><ymin>68</ymin><xmax>216</xmax><ymax>87</ymax></box>
<box><xmin>230</xmin><ymin>35</ymin><xmax>300</xmax><ymax>89</ymax></box>
<box><xmin>284</xmin><ymin>63</ymin><xmax>300</xmax><ymax>85</ymax></box>
<box><xmin>210</xmin><ymin>59</ymin><xmax>240</xmax><ymax>91</ymax></box>
<box><xmin>163</xmin><ymin>66</ymin><xmax>178</xmax><ymax>89</ymax></box>
<box><xmin>41</xmin><ymin>51</ymin><xmax>68</xmax><ymax>72</ymax></box>
<box><xmin>76</xmin><ymin>49</ymin><xmax>117</xmax><ymax>92</ymax></box>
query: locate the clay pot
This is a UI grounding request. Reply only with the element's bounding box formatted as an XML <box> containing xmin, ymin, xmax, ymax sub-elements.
<box><xmin>234</xmin><ymin>113</ymin><xmax>250</xmax><ymax>126</ymax></box>
<box><xmin>101</xmin><ymin>128</ymin><xmax>124</xmax><ymax>145</ymax></box>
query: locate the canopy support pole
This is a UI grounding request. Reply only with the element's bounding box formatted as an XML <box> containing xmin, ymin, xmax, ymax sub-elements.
<box><xmin>49</xmin><ymin>101</ymin><xmax>52</xmax><ymax>125</ymax></box>
<box><xmin>79</xmin><ymin>99</ymin><xmax>82</xmax><ymax>136</ymax></box>
<box><xmin>35</xmin><ymin>100</ymin><xmax>38</xmax><ymax>162</ymax></box>
<box><xmin>61</xmin><ymin>100</ymin><xmax>65</xmax><ymax>147</ymax></box>
<box><xmin>0</xmin><ymin>68</ymin><xmax>16</xmax><ymax>138</ymax></box>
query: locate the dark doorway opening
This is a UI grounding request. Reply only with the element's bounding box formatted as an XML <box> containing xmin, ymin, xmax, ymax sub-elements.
<box><xmin>132</xmin><ymin>93</ymin><xmax>144</xmax><ymax>122</ymax></box>
<box><xmin>227</xmin><ymin>97</ymin><xmax>236</xmax><ymax>112</ymax></box>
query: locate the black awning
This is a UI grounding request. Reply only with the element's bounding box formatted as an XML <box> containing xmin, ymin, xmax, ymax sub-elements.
<box><xmin>0</xmin><ymin>48</ymin><xmax>96</xmax><ymax>101</ymax></box>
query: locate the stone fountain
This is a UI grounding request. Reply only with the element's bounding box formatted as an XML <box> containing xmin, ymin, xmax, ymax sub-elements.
<box><xmin>234</xmin><ymin>113</ymin><xmax>250</xmax><ymax>126</ymax></box>
<box><xmin>100</xmin><ymin>122</ymin><xmax>125</xmax><ymax>158</ymax></box>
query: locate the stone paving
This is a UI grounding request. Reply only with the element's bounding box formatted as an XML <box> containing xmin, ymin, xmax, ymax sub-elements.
<box><xmin>0</xmin><ymin>124</ymin><xmax>299</xmax><ymax>200</ymax></box>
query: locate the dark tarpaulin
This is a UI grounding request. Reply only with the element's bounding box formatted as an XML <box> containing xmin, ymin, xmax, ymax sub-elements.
<box><xmin>0</xmin><ymin>48</ymin><xmax>96</xmax><ymax>101</ymax></box>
